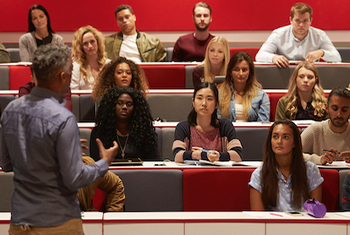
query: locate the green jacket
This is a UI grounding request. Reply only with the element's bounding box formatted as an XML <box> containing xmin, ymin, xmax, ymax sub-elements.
<box><xmin>275</xmin><ymin>95</ymin><xmax>328</xmax><ymax>121</ymax></box>
<box><xmin>105</xmin><ymin>30</ymin><xmax>166</xmax><ymax>62</ymax></box>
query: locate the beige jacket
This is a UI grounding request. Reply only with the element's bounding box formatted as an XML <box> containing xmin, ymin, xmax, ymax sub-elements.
<box><xmin>78</xmin><ymin>156</ymin><xmax>125</xmax><ymax>211</ymax></box>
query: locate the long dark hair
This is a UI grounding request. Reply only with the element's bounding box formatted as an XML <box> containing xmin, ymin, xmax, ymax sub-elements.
<box><xmin>188</xmin><ymin>82</ymin><xmax>219</xmax><ymax>128</ymax></box>
<box><xmin>261</xmin><ymin>120</ymin><xmax>309</xmax><ymax>209</ymax></box>
<box><xmin>96</xmin><ymin>86</ymin><xmax>157</xmax><ymax>155</ymax></box>
<box><xmin>28</xmin><ymin>4</ymin><xmax>54</xmax><ymax>33</ymax></box>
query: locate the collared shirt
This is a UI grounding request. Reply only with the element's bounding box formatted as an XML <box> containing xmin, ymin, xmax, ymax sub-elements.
<box><xmin>249</xmin><ymin>161</ymin><xmax>324</xmax><ymax>211</ymax></box>
<box><xmin>255</xmin><ymin>25</ymin><xmax>341</xmax><ymax>63</ymax></box>
<box><xmin>0</xmin><ymin>87</ymin><xmax>108</xmax><ymax>227</ymax></box>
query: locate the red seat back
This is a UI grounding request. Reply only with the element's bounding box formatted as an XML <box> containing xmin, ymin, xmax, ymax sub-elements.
<box><xmin>183</xmin><ymin>168</ymin><xmax>254</xmax><ymax>211</ymax></box>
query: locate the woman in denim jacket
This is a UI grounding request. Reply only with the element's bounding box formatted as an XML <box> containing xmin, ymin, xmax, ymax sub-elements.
<box><xmin>218</xmin><ymin>52</ymin><xmax>270</xmax><ymax>122</ymax></box>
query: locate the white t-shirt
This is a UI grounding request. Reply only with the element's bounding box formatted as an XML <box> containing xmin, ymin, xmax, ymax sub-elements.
<box><xmin>235</xmin><ymin>103</ymin><xmax>245</xmax><ymax>122</ymax></box>
<box><xmin>119</xmin><ymin>34</ymin><xmax>142</xmax><ymax>64</ymax></box>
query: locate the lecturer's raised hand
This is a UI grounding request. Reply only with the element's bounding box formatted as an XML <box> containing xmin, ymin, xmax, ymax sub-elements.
<box><xmin>96</xmin><ymin>138</ymin><xmax>119</xmax><ymax>165</ymax></box>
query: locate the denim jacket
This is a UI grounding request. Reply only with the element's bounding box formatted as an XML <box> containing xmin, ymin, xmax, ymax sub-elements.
<box><xmin>218</xmin><ymin>88</ymin><xmax>270</xmax><ymax>122</ymax></box>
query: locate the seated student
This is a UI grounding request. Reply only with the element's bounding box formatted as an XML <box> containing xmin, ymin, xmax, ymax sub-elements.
<box><xmin>249</xmin><ymin>120</ymin><xmax>323</xmax><ymax>211</ymax></box>
<box><xmin>90</xmin><ymin>86</ymin><xmax>157</xmax><ymax>161</ymax></box>
<box><xmin>275</xmin><ymin>62</ymin><xmax>328</xmax><ymax>121</ymax></box>
<box><xmin>0</xmin><ymin>40</ymin><xmax>10</xmax><ymax>63</ymax></box>
<box><xmin>78</xmin><ymin>156</ymin><xmax>125</xmax><ymax>212</ymax></box>
<box><xmin>255</xmin><ymin>3</ymin><xmax>341</xmax><ymax>68</ymax></box>
<box><xmin>218</xmin><ymin>52</ymin><xmax>270</xmax><ymax>122</ymax></box>
<box><xmin>19</xmin><ymin>4</ymin><xmax>64</xmax><ymax>62</ymax></box>
<box><xmin>301</xmin><ymin>87</ymin><xmax>350</xmax><ymax>165</ymax></box>
<box><xmin>92</xmin><ymin>57</ymin><xmax>149</xmax><ymax>101</ymax></box>
<box><xmin>71</xmin><ymin>25</ymin><xmax>110</xmax><ymax>90</ymax></box>
<box><xmin>171</xmin><ymin>2</ymin><xmax>214</xmax><ymax>62</ymax></box>
<box><xmin>192</xmin><ymin>36</ymin><xmax>230</xmax><ymax>88</ymax></box>
<box><xmin>18</xmin><ymin>65</ymin><xmax>72</xmax><ymax>111</ymax></box>
<box><xmin>173</xmin><ymin>82</ymin><xmax>243</xmax><ymax>163</ymax></box>
<box><xmin>105</xmin><ymin>4</ymin><xmax>166</xmax><ymax>63</ymax></box>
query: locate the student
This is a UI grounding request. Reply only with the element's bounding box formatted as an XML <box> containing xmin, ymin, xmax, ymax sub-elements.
<box><xmin>218</xmin><ymin>52</ymin><xmax>270</xmax><ymax>122</ymax></box>
<box><xmin>0</xmin><ymin>40</ymin><xmax>10</xmax><ymax>63</ymax></box>
<box><xmin>192</xmin><ymin>36</ymin><xmax>230</xmax><ymax>88</ymax></box>
<box><xmin>301</xmin><ymin>87</ymin><xmax>350</xmax><ymax>165</ymax></box>
<box><xmin>92</xmin><ymin>57</ymin><xmax>149</xmax><ymax>101</ymax></box>
<box><xmin>71</xmin><ymin>25</ymin><xmax>110</xmax><ymax>90</ymax></box>
<box><xmin>173</xmin><ymin>82</ymin><xmax>243</xmax><ymax>163</ymax></box>
<box><xmin>19</xmin><ymin>65</ymin><xmax>72</xmax><ymax>111</ymax></box>
<box><xmin>78</xmin><ymin>156</ymin><xmax>125</xmax><ymax>212</ymax></box>
<box><xmin>275</xmin><ymin>62</ymin><xmax>328</xmax><ymax>121</ymax></box>
<box><xmin>255</xmin><ymin>3</ymin><xmax>341</xmax><ymax>68</ymax></box>
<box><xmin>90</xmin><ymin>86</ymin><xmax>157</xmax><ymax>161</ymax></box>
<box><xmin>19</xmin><ymin>4</ymin><xmax>63</xmax><ymax>62</ymax></box>
<box><xmin>172</xmin><ymin>2</ymin><xmax>214</xmax><ymax>62</ymax></box>
<box><xmin>249</xmin><ymin>120</ymin><xmax>323</xmax><ymax>211</ymax></box>
<box><xmin>105</xmin><ymin>4</ymin><xmax>165</xmax><ymax>62</ymax></box>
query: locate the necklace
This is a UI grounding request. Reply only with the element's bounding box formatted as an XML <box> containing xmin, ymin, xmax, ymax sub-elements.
<box><xmin>116</xmin><ymin>135</ymin><xmax>129</xmax><ymax>159</ymax></box>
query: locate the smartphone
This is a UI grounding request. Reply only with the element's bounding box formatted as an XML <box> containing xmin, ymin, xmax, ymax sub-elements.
<box><xmin>285</xmin><ymin>211</ymin><xmax>303</xmax><ymax>216</ymax></box>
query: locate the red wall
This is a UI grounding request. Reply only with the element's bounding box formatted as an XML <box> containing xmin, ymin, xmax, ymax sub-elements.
<box><xmin>0</xmin><ymin>0</ymin><xmax>349</xmax><ymax>32</ymax></box>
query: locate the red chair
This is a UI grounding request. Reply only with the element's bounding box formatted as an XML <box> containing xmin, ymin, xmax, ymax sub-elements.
<box><xmin>268</xmin><ymin>92</ymin><xmax>287</xmax><ymax>121</ymax></box>
<box><xmin>182</xmin><ymin>168</ymin><xmax>254</xmax><ymax>211</ymax></box>
<box><xmin>319</xmin><ymin>169</ymin><xmax>339</xmax><ymax>211</ymax></box>
<box><xmin>140</xmin><ymin>64</ymin><xmax>186</xmax><ymax>89</ymax></box>
<box><xmin>229</xmin><ymin>48</ymin><xmax>260</xmax><ymax>61</ymax></box>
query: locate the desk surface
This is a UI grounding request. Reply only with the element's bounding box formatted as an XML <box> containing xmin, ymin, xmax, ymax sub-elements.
<box><xmin>103</xmin><ymin>211</ymin><xmax>350</xmax><ymax>223</ymax></box>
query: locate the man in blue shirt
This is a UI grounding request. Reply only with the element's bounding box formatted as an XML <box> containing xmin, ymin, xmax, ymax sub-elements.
<box><xmin>255</xmin><ymin>3</ymin><xmax>341</xmax><ymax>68</ymax></box>
<box><xmin>0</xmin><ymin>44</ymin><xmax>118</xmax><ymax>234</ymax></box>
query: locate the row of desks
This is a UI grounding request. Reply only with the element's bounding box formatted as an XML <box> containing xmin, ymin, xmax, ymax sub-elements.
<box><xmin>1</xmin><ymin>211</ymin><xmax>350</xmax><ymax>235</ymax></box>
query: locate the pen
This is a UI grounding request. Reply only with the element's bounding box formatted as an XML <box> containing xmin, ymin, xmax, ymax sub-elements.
<box><xmin>270</xmin><ymin>213</ymin><xmax>283</xmax><ymax>217</ymax></box>
<box><xmin>322</xmin><ymin>149</ymin><xmax>341</xmax><ymax>154</ymax></box>
<box><xmin>201</xmin><ymin>149</ymin><xmax>216</xmax><ymax>155</ymax></box>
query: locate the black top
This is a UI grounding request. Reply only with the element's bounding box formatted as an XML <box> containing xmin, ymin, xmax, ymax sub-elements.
<box><xmin>89</xmin><ymin>126</ymin><xmax>156</xmax><ymax>161</ymax></box>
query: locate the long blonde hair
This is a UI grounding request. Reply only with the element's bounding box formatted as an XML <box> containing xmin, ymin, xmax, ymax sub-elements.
<box><xmin>72</xmin><ymin>25</ymin><xmax>107</xmax><ymax>84</ymax></box>
<box><xmin>197</xmin><ymin>36</ymin><xmax>230</xmax><ymax>83</ymax></box>
<box><xmin>219</xmin><ymin>52</ymin><xmax>262</xmax><ymax>120</ymax></box>
<box><xmin>285</xmin><ymin>62</ymin><xmax>327</xmax><ymax>118</ymax></box>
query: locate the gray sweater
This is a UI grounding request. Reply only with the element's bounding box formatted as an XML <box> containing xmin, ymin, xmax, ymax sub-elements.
<box><xmin>19</xmin><ymin>32</ymin><xmax>63</xmax><ymax>62</ymax></box>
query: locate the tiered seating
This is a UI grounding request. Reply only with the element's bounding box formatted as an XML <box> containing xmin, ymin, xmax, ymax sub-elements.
<box><xmin>0</xmin><ymin>168</ymin><xmax>345</xmax><ymax>212</ymax></box>
<box><xmin>1</xmin><ymin>63</ymin><xmax>348</xmax><ymax>90</ymax></box>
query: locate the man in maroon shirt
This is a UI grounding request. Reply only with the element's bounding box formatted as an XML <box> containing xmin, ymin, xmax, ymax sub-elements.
<box><xmin>171</xmin><ymin>2</ymin><xmax>214</xmax><ymax>62</ymax></box>
<box><xmin>19</xmin><ymin>65</ymin><xmax>72</xmax><ymax>111</ymax></box>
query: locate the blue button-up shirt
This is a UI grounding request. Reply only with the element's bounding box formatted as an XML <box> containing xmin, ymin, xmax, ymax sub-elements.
<box><xmin>249</xmin><ymin>161</ymin><xmax>324</xmax><ymax>211</ymax></box>
<box><xmin>0</xmin><ymin>87</ymin><xmax>108</xmax><ymax>227</ymax></box>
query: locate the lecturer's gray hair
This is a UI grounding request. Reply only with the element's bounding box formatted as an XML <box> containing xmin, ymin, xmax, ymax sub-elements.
<box><xmin>33</xmin><ymin>44</ymin><xmax>71</xmax><ymax>84</ymax></box>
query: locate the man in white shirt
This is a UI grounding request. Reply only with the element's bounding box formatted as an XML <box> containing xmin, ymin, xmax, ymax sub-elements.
<box><xmin>255</xmin><ymin>3</ymin><xmax>341</xmax><ymax>68</ymax></box>
<box><xmin>105</xmin><ymin>4</ymin><xmax>166</xmax><ymax>63</ymax></box>
<box><xmin>301</xmin><ymin>87</ymin><xmax>350</xmax><ymax>165</ymax></box>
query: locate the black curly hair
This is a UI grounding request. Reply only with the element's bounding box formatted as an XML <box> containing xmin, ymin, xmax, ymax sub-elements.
<box><xmin>95</xmin><ymin>86</ymin><xmax>157</xmax><ymax>156</ymax></box>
